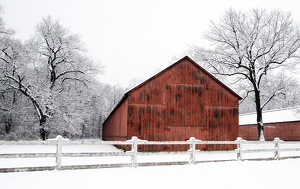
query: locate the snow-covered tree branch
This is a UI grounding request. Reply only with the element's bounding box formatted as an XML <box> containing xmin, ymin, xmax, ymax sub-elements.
<box><xmin>190</xmin><ymin>8</ymin><xmax>300</xmax><ymax>141</ymax></box>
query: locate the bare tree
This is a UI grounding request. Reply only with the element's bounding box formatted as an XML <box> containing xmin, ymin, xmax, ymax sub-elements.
<box><xmin>191</xmin><ymin>8</ymin><xmax>300</xmax><ymax>140</ymax></box>
<box><xmin>103</xmin><ymin>84</ymin><xmax>125</xmax><ymax>112</ymax></box>
<box><xmin>127</xmin><ymin>77</ymin><xmax>144</xmax><ymax>90</ymax></box>
<box><xmin>33</xmin><ymin>16</ymin><xmax>90</xmax><ymax>90</ymax></box>
<box><xmin>238</xmin><ymin>71</ymin><xmax>300</xmax><ymax>113</ymax></box>
<box><xmin>0</xmin><ymin>35</ymin><xmax>50</xmax><ymax>139</ymax></box>
<box><xmin>0</xmin><ymin>12</ymin><xmax>42</xmax><ymax>139</ymax></box>
<box><xmin>0</xmin><ymin>14</ymin><xmax>103</xmax><ymax>140</ymax></box>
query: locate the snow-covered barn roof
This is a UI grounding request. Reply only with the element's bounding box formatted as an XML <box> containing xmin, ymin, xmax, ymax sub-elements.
<box><xmin>239</xmin><ymin>107</ymin><xmax>300</xmax><ymax>125</ymax></box>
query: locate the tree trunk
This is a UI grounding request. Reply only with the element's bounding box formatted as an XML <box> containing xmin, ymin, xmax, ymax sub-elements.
<box><xmin>39</xmin><ymin>114</ymin><xmax>48</xmax><ymax>140</ymax></box>
<box><xmin>254</xmin><ymin>89</ymin><xmax>265</xmax><ymax>141</ymax></box>
<box><xmin>19</xmin><ymin>89</ymin><xmax>48</xmax><ymax>140</ymax></box>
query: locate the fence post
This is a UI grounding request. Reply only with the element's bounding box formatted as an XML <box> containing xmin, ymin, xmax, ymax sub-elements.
<box><xmin>188</xmin><ymin>137</ymin><xmax>200</xmax><ymax>164</ymax></box>
<box><xmin>236</xmin><ymin>137</ymin><xmax>244</xmax><ymax>161</ymax></box>
<box><xmin>56</xmin><ymin>135</ymin><xmax>62</xmax><ymax>170</ymax></box>
<box><xmin>132</xmin><ymin>136</ymin><xmax>138</xmax><ymax>168</ymax></box>
<box><xmin>190</xmin><ymin>137</ymin><xmax>196</xmax><ymax>164</ymax></box>
<box><xmin>127</xmin><ymin>136</ymin><xmax>146</xmax><ymax>168</ymax></box>
<box><xmin>274</xmin><ymin>137</ymin><xmax>282</xmax><ymax>160</ymax></box>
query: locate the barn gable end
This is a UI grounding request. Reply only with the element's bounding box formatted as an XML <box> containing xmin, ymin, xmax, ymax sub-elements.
<box><xmin>102</xmin><ymin>56</ymin><xmax>241</xmax><ymax>151</ymax></box>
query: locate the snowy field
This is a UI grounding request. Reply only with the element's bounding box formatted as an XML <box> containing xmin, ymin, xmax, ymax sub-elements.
<box><xmin>1</xmin><ymin>144</ymin><xmax>300</xmax><ymax>189</ymax></box>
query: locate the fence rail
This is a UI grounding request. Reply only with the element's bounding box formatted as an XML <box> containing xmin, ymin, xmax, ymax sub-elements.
<box><xmin>1</xmin><ymin>136</ymin><xmax>300</xmax><ymax>172</ymax></box>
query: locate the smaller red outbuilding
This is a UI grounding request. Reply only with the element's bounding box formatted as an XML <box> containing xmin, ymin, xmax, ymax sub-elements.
<box><xmin>239</xmin><ymin>107</ymin><xmax>300</xmax><ymax>140</ymax></box>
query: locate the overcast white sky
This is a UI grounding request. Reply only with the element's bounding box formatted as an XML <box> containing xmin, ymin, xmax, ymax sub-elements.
<box><xmin>1</xmin><ymin>0</ymin><xmax>300</xmax><ymax>87</ymax></box>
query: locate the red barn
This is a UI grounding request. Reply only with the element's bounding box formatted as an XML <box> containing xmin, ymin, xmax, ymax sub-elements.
<box><xmin>239</xmin><ymin>107</ymin><xmax>300</xmax><ymax>140</ymax></box>
<box><xmin>102</xmin><ymin>56</ymin><xmax>241</xmax><ymax>151</ymax></box>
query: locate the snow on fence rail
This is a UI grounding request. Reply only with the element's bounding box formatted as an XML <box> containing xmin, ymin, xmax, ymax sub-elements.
<box><xmin>0</xmin><ymin>136</ymin><xmax>300</xmax><ymax>172</ymax></box>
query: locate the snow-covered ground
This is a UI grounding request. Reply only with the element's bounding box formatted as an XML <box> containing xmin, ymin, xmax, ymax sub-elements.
<box><xmin>1</xmin><ymin>144</ymin><xmax>300</xmax><ymax>189</ymax></box>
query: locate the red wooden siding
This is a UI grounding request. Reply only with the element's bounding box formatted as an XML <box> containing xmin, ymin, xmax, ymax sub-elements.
<box><xmin>103</xmin><ymin>56</ymin><xmax>240</xmax><ymax>151</ymax></box>
<box><xmin>102</xmin><ymin>99</ymin><xmax>128</xmax><ymax>141</ymax></box>
<box><xmin>239</xmin><ymin>121</ymin><xmax>300</xmax><ymax>141</ymax></box>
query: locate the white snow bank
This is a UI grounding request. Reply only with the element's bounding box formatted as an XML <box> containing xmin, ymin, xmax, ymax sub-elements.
<box><xmin>1</xmin><ymin>159</ymin><xmax>300</xmax><ymax>189</ymax></box>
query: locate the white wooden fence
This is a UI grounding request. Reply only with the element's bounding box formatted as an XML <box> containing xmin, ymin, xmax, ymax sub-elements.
<box><xmin>1</xmin><ymin>136</ymin><xmax>300</xmax><ymax>172</ymax></box>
